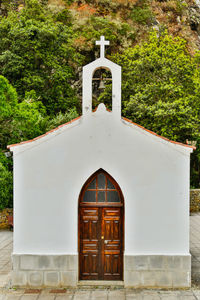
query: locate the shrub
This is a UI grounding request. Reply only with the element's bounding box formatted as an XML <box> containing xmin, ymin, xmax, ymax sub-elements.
<box><xmin>131</xmin><ymin>7</ymin><xmax>153</xmax><ymax>25</ymax></box>
<box><xmin>130</xmin><ymin>1</ymin><xmax>153</xmax><ymax>25</ymax></box>
<box><xmin>0</xmin><ymin>152</ymin><xmax>13</xmax><ymax>210</ymax></box>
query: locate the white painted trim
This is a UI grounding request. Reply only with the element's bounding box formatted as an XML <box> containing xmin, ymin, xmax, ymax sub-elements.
<box><xmin>82</xmin><ymin>58</ymin><xmax>121</xmax><ymax>118</ymax></box>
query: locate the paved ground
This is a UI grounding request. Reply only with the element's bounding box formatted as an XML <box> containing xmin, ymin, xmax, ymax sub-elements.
<box><xmin>0</xmin><ymin>289</ymin><xmax>200</xmax><ymax>299</ymax></box>
<box><xmin>0</xmin><ymin>231</ymin><xmax>12</xmax><ymax>289</ymax></box>
<box><xmin>0</xmin><ymin>214</ymin><xmax>200</xmax><ymax>299</ymax></box>
<box><xmin>191</xmin><ymin>213</ymin><xmax>200</xmax><ymax>287</ymax></box>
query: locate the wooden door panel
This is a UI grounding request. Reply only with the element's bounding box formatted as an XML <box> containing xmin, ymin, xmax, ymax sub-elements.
<box><xmin>104</xmin><ymin>220</ymin><xmax>121</xmax><ymax>241</ymax></box>
<box><xmin>79</xmin><ymin>207</ymin><xmax>100</xmax><ymax>280</ymax></box>
<box><xmin>113</xmin><ymin>220</ymin><xmax>120</xmax><ymax>239</ymax></box>
<box><xmin>91</xmin><ymin>220</ymin><xmax>98</xmax><ymax>239</ymax></box>
<box><xmin>104</xmin><ymin>243</ymin><xmax>121</xmax><ymax>251</ymax></box>
<box><xmin>82</xmin><ymin>220</ymin><xmax>98</xmax><ymax>240</ymax></box>
<box><xmin>104</xmin><ymin>254</ymin><xmax>112</xmax><ymax>274</ymax></box>
<box><xmin>102</xmin><ymin>208</ymin><xmax>123</xmax><ymax>280</ymax></box>
<box><xmin>82</xmin><ymin>221</ymin><xmax>90</xmax><ymax>240</ymax></box>
<box><xmin>104</xmin><ymin>221</ymin><xmax>112</xmax><ymax>240</ymax></box>
<box><xmin>104</xmin><ymin>208</ymin><xmax>121</xmax><ymax>216</ymax></box>
<box><xmin>82</xmin><ymin>254</ymin><xmax>90</xmax><ymax>275</ymax></box>
<box><xmin>82</xmin><ymin>241</ymin><xmax>98</xmax><ymax>251</ymax></box>
<box><xmin>103</xmin><ymin>253</ymin><xmax>121</xmax><ymax>280</ymax></box>
<box><xmin>112</xmin><ymin>254</ymin><xmax>121</xmax><ymax>274</ymax></box>
<box><xmin>81</xmin><ymin>253</ymin><xmax>99</xmax><ymax>277</ymax></box>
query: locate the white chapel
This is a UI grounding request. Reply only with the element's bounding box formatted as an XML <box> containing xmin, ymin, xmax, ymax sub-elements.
<box><xmin>8</xmin><ymin>36</ymin><xmax>194</xmax><ymax>288</ymax></box>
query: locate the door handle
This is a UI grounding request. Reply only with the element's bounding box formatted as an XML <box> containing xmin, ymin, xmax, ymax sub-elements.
<box><xmin>104</xmin><ymin>240</ymin><xmax>108</xmax><ymax>244</ymax></box>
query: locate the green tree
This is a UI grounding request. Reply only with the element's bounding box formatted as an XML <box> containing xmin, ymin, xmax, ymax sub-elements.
<box><xmin>0</xmin><ymin>76</ymin><xmax>47</xmax><ymax>149</ymax></box>
<box><xmin>45</xmin><ymin>108</ymin><xmax>78</xmax><ymax>131</ymax></box>
<box><xmin>0</xmin><ymin>157</ymin><xmax>13</xmax><ymax>210</ymax></box>
<box><xmin>0</xmin><ymin>75</ymin><xmax>80</xmax><ymax>209</ymax></box>
<box><xmin>0</xmin><ymin>0</ymin><xmax>82</xmax><ymax>115</ymax></box>
<box><xmin>0</xmin><ymin>74</ymin><xmax>79</xmax><ymax>148</ymax></box>
<box><xmin>101</xmin><ymin>31</ymin><xmax>200</xmax><ymax>141</ymax></box>
<box><xmin>100</xmin><ymin>31</ymin><xmax>200</xmax><ymax>186</ymax></box>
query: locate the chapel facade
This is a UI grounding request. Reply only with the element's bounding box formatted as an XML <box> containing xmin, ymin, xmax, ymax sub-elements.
<box><xmin>8</xmin><ymin>36</ymin><xmax>194</xmax><ymax>288</ymax></box>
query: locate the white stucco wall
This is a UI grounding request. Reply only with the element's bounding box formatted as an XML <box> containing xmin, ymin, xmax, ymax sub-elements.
<box><xmin>12</xmin><ymin>106</ymin><xmax>192</xmax><ymax>256</ymax></box>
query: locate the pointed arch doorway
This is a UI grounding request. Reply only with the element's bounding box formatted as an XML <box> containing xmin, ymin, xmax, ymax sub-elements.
<box><xmin>78</xmin><ymin>169</ymin><xmax>124</xmax><ymax>280</ymax></box>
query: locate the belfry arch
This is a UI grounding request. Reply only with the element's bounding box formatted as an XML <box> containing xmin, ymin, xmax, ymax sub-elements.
<box><xmin>82</xmin><ymin>36</ymin><xmax>121</xmax><ymax>118</ymax></box>
<box><xmin>92</xmin><ymin>67</ymin><xmax>112</xmax><ymax>110</ymax></box>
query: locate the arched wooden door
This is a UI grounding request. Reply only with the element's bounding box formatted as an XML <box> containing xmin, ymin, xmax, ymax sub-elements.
<box><xmin>78</xmin><ymin>169</ymin><xmax>124</xmax><ymax>280</ymax></box>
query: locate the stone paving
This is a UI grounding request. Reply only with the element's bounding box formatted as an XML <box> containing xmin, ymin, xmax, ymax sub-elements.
<box><xmin>191</xmin><ymin>213</ymin><xmax>200</xmax><ymax>287</ymax></box>
<box><xmin>0</xmin><ymin>289</ymin><xmax>200</xmax><ymax>299</ymax></box>
<box><xmin>0</xmin><ymin>231</ymin><xmax>12</xmax><ymax>289</ymax></box>
<box><xmin>0</xmin><ymin>214</ymin><xmax>200</xmax><ymax>299</ymax></box>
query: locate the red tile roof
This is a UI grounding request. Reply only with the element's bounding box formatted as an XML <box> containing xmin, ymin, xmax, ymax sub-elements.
<box><xmin>122</xmin><ymin>117</ymin><xmax>195</xmax><ymax>150</ymax></box>
<box><xmin>7</xmin><ymin>114</ymin><xmax>195</xmax><ymax>150</ymax></box>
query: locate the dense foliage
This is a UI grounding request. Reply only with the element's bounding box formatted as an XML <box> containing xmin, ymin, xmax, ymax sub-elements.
<box><xmin>0</xmin><ymin>151</ymin><xmax>12</xmax><ymax>210</ymax></box>
<box><xmin>0</xmin><ymin>0</ymin><xmax>200</xmax><ymax>210</ymax></box>
<box><xmin>0</xmin><ymin>0</ymin><xmax>82</xmax><ymax>115</ymax></box>
<box><xmin>0</xmin><ymin>74</ymin><xmax>78</xmax><ymax>209</ymax></box>
<box><xmin>100</xmin><ymin>32</ymin><xmax>200</xmax><ymax>187</ymax></box>
<box><xmin>0</xmin><ymin>76</ymin><xmax>46</xmax><ymax>149</ymax></box>
<box><xmin>102</xmin><ymin>32</ymin><xmax>200</xmax><ymax>142</ymax></box>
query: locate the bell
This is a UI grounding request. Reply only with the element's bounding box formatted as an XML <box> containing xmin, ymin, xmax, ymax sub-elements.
<box><xmin>99</xmin><ymin>79</ymin><xmax>105</xmax><ymax>89</ymax></box>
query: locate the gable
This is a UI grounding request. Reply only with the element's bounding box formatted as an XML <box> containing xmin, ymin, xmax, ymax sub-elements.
<box><xmin>7</xmin><ymin>106</ymin><xmax>194</xmax><ymax>156</ymax></box>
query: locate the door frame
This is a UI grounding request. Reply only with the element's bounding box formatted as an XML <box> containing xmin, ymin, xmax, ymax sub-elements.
<box><xmin>78</xmin><ymin>169</ymin><xmax>125</xmax><ymax>280</ymax></box>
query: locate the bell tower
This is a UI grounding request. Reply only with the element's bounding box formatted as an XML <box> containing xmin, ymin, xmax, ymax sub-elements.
<box><xmin>82</xmin><ymin>36</ymin><xmax>122</xmax><ymax>119</ymax></box>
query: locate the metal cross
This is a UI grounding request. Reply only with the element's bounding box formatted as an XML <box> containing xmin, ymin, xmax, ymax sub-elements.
<box><xmin>96</xmin><ymin>36</ymin><xmax>110</xmax><ymax>58</ymax></box>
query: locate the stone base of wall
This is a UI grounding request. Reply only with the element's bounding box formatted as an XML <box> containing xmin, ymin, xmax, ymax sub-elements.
<box><xmin>12</xmin><ymin>254</ymin><xmax>78</xmax><ymax>287</ymax></box>
<box><xmin>124</xmin><ymin>255</ymin><xmax>191</xmax><ymax>288</ymax></box>
<box><xmin>12</xmin><ymin>254</ymin><xmax>191</xmax><ymax>288</ymax></box>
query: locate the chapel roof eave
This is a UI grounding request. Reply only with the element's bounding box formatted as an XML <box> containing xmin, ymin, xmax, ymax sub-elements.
<box><xmin>7</xmin><ymin>112</ymin><xmax>195</xmax><ymax>152</ymax></box>
<box><xmin>122</xmin><ymin>117</ymin><xmax>195</xmax><ymax>152</ymax></box>
<box><xmin>7</xmin><ymin>116</ymin><xmax>81</xmax><ymax>151</ymax></box>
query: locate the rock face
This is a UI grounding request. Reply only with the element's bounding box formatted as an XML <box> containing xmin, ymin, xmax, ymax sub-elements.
<box><xmin>188</xmin><ymin>5</ymin><xmax>200</xmax><ymax>34</ymax></box>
